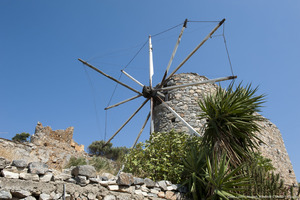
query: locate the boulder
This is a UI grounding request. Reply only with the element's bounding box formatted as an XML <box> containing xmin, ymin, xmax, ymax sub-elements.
<box><xmin>39</xmin><ymin>193</ymin><xmax>51</xmax><ymax>200</ymax></box>
<box><xmin>116</xmin><ymin>172</ymin><xmax>134</xmax><ymax>186</ymax></box>
<box><xmin>11</xmin><ymin>189</ymin><xmax>31</xmax><ymax>198</ymax></box>
<box><xmin>103</xmin><ymin>195</ymin><xmax>116</xmax><ymax>200</ymax></box>
<box><xmin>28</xmin><ymin>162</ymin><xmax>48</xmax><ymax>175</ymax></box>
<box><xmin>19</xmin><ymin>172</ymin><xmax>39</xmax><ymax>181</ymax></box>
<box><xmin>157</xmin><ymin>180</ymin><xmax>168</xmax><ymax>191</ymax></box>
<box><xmin>133</xmin><ymin>177</ymin><xmax>144</xmax><ymax>185</ymax></box>
<box><xmin>12</xmin><ymin>159</ymin><xmax>28</xmax><ymax>168</ymax></box>
<box><xmin>0</xmin><ymin>189</ymin><xmax>12</xmax><ymax>199</ymax></box>
<box><xmin>1</xmin><ymin>170</ymin><xmax>19</xmax><ymax>179</ymax></box>
<box><xmin>75</xmin><ymin>175</ymin><xmax>90</xmax><ymax>185</ymax></box>
<box><xmin>144</xmin><ymin>178</ymin><xmax>155</xmax><ymax>187</ymax></box>
<box><xmin>39</xmin><ymin>172</ymin><xmax>53</xmax><ymax>182</ymax></box>
<box><xmin>71</xmin><ymin>165</ymin><xmax>96</xmax><ymax>178</ymax></box>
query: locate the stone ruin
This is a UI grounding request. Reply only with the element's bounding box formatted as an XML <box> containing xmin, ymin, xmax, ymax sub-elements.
<box><xmin>31</xmin><ymin>122</ymin><xmax>84</xmax><ymax>152</ymax></box>
<box><xmin>154</xmin><ymin>73</ymin><xmax>297</xmax><ymax>186</ymax></box>
<box><xmin>0</xmin><ymin>122</ymin><xmax>86</xmax><ymax>171</ymax></box>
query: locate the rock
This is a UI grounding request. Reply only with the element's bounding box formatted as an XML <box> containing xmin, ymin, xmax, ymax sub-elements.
<box><xmin>39</xmin><ymin>172</ymin><xmax>53</xmax><ymax>182</ymax></box>
<box><xmin>157</xmin><ymin>180</ymin><xmax>168</xmax><ymax>191</ymax></box>
<box><xmin>167</xmin><ymin>184</ymin><xmax>178</xmax><ymax>191</ymax></box>
<box><xmin>39</xmin><ymin>193</ymin><xmax>51</xmax><ymax>200</ymax></box>
<box><xmin>107</xmin><ymin>185</ymin><xmax>119</xmax><ymax>191</ymax></box>
<box><xmin>99</xmin><ymin>181</ymin><xmax>109</xmax><ymax>186</ymax></box>
<box><xmin>53</xmin><ymin>173</ymin><xmax>71</xmax><ymax>181</ymax></box>
<box><xmin>0</xmin><ymin>157</ymin><xmax>10</xmax><ymax>169</ymax></box>
<box><xmin>1</xmin><ymin>170</ymin><xmax>19</xmax><ymax>179</ymax></box>
<box><xmin>144</xmin><ymin>178</ymin><xmax>155</xmax><ymax>187</ymax></box>
<box><xmin>150</xmin><ymin>188</ymin><xmax>160</xmax><ymax>194</ymax></box>
<box><xmin>134</xmin><ymin>190</ymin><xmax>143</xmax><ymax>195</ymax></box>
<box><xmin>119</xmin><ymin>186</ymin><xmax>135</xmax><ymax>194</ymax></box>
<box><xmin>12</xmin><ymin>160</ymin><xmax>28</xmax><ymax>168</ymax></box>
<box><xmin>165</xmin><ymin>191</ymin><xmax>176</xmax><ymax>200</ymax></box>
<box><xmin>103</xmin><ymin>195</ymin><xmax>116</xmax><ymax>200</ymax></box>
<box><xmin>72</xmin><ymin>165</ymin><xmax>96</xmax><ymax>178</ymax></box>
<box><xmin>75</xmin><ymin>175</ymin><xmax>90</xmax><ymax>185</ymax></box>
<box><xmin>101</xmin><ymin>172</ymin><xmax>115</xmax><ymax>180</ymax></box>
<box><xmin>11</xmin><ymin>189</ymin><xmax>31</xmax><ymax>198</ymax></box>
<box><xmin>87</xmin><ymin>193</ymin><xmax>96</xmax><ymax>199</ymax></box>
<box><xmin>89</xmin><ymin>177</ymin><xmax>101</xmax><ymax>184</ymax></box>
<box><xmin>116</xmin><ymin>172</ymin><xmax>134</xmax><ymax>186</ymax></box>
<box><xmin>21</xmin><ymin>196</ymin><xmax>36</xmax><ymax>200</ymax></box>
<box><xmin>66</xmin><ymin>178</ymin><xmax>77</xmax><ymax>184</ymax></box>
<box><xmin>166</xmin><ymin>181</ymin><xmax>172</xmax><ymax>186</ymax></box>
<box><xmin>133</xmin><ymin>177</ymin><xmax>144</xmax><ymax>185</ymax></box>
<box><xmin>158</xmin><ymin>191</ymin><xmax>165</xmax><ymax>198</ymax></box>
<box><xmin>28</xmin><ymin>162</ymin><xmax>48</xmax><ymax>175</ymax></box>
<box><xmin>3</xmin><ymin>166</ymin><xmax>24</xmax><ymax>173</ymax></box>
<box><xmin>19</xmin><ymin>172</ymin><xmax>39</xmax><ymax>181</ymax></box>
<box><xmin>99</xmin><ymin>176</ymin><xmax>108</xmax><ymax>181</ymax></box>
<box><xmin>0</xmin><ymin>189</ymin><xmax>12</xmax><ymax>199</ymax></box>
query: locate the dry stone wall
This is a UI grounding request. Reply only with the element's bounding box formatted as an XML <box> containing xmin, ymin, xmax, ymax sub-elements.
<box><xmin>0</xmin><ymin>157</ymin><xmax>186</xmax><ymax>200</ymax></box>
<box><xmin>154</xmin><ymin>73</ymin><xmax>297</xmax><ymax>186</ymax></box>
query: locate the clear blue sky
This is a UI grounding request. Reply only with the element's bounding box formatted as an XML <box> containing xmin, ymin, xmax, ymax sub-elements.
<box><xmin>1</xmin><ymin>1</ymin><xmax>299</xmax><ymax>181</ymax></box>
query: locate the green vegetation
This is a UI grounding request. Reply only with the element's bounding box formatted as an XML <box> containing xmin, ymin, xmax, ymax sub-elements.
<box><xmin>64</xmin><ymin>156</ymin><xmax>115</xmax><ymax>174</ymax></box>
<box><xmin>65</xmin><ymin>156</ymin><xmax>87</xmax><ymax>168</ymax></box>
<box><xmin>125</xmin><ymin>82</ymin><xmax>297</xmax><ymax>199</ymax></box>
<box><xmin>198</xmin><ymin>82</ymin><xmax>265</xmax><ymax>166</ymax></box>
<box><xmin>12</xmin><ymin>132</ymin><xmax>30</xmax><ymax>142</ymax></box>
<box><xmin>89</xmin><ymin>156</ymin><xmax>111</xmax><ymax>172</ymax></box>
<box><xmin>88</xmin><ymin>140</ymin><xmax>129</xmax><ymax>161</ymax></box>
<box><xmin>125</xmin><ymin>130</ymin><xmax>201</xmax><ymax>183</ymax></box>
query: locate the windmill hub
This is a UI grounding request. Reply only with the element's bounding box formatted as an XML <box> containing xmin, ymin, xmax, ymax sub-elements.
<box><xmin>142</xmin><ymin>86</ymin><xmax>157</xmax><ymax>98</ymax></box>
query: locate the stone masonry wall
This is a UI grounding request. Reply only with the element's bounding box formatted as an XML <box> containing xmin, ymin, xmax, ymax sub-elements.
<box><xmin>31</xmin><ymin>122</ymin><xmax>84</xmax><ymax>152</ymax></box>
<box><xmin>154</xmin><ymin>73</ymin><xmax>297</xmax><ymax>186</ymax></box>
<box><xmin>0</xmin><ymin>157</ymin><xmax>185</xmax><ymax>200</ymax></box>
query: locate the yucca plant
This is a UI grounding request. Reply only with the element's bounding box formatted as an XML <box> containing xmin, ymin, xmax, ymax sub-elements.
<box><xmin>198</xmin><ymin>82</ymin><xmax>265</xmax><ymax>166</ymax></box>
<box><xmin>205</xmin><ymin>153</ymin><xmax>249</xmax><ymax>200</ymax></box>
<box><xmin>182</xmin><ymin>151</ymin><xmax>249</xmax><ymax>200</ymax></box>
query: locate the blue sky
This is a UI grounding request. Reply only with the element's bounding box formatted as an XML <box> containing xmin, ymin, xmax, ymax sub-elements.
<box><xmin>1</xmin><ymin>1</ymin><xmax>299</xmax><ymax>181</ymax></box>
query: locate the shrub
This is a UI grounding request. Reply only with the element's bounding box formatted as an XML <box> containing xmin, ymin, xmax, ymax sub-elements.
<box><xmin>65</xmin><ymin>156</ymin><xmax>87</xmax><ymax>168</ymax></box>
<box><xmin>198</xmin><ymin>82</ymin><xmax>265</xmax><ymax>166</ymax></box>
<box><xmin>12</xmin><ymin>132</ymin><xmax>30</xmax><ymax>142</ymax></box>
<box><xmin>89</xmin><ymin>156</ymin><xmax>110</xmax><ymax>172</ymax></box>
<box><xmin>124</xmin><ymin>130</ymin><xmax>201</xmax><ymax>183</ymax></box>
<box><xmin>88</xmin><ymin>140</ymin><xmax>129</xmax><ymax>161</ymax></box>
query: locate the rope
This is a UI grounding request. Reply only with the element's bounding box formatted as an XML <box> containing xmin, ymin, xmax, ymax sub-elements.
<box><xmin>222</xmin><ymin>22</ymin><xmax>235</xmax><ymax>76</ymax></box>
<box><xmin>104</xmin><ymin>39</ymin><xmax>148</xmax><ymax>141</ymax></box>
<box><xmin>188</xmin><ymin>20</ymin><xmax>220</xmax><ymax>23</ymax></box>
<box><xmin>152</xmin><ymin>23</ymin><xmax>183</xmax><ymax>38</ymax></box>
<box><xmin>82</xmin><ymin>66</ymin><xmax>103</xmax><ymax>140</ymax></box>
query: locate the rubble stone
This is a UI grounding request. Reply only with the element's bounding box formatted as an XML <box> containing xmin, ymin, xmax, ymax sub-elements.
<box><xmin>116</xmin><ymin>172</ymin><xmax>134</xmax><ymax>186</ymax></box>
<box><xmin>72</xmin><ymin>165</ymin><xmax>96</xmax><ymax>178</ymax></box>
<box><xmin>28</xmin><ymin>162</ymin><xmax>48</xmax><ymax>175</ymax></box>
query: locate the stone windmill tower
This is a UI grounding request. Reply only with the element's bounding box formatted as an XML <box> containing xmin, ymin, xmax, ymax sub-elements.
<box><xmin>79</xmin><ymin>19</ymin><xmax>297</xmax><ymax>186</ymax></box>
<box><xmin>154</xmin><ymin>73</ymin><xmax>297</xmax><ymax>186</ymax></box>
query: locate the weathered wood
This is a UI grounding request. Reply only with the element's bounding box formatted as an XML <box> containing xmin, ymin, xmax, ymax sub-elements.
<box><xmin>78</xmin><ymin>58</ymin><xmax>142</xmax><ymax>95</ymax></box>
<box><xmin>104</xmin><ymin>99</ymin><xmax>149</xmax><ymax>146</ymax></box>
<box><xmin>105</xmin><ymin>94</ymin><xmax>142</xmax><ymax>110</ymax></box>
<box><xmin>161</xmin><ymin>19</ymin><xmax>188</xmax><ymax>86</ymax></box>
<box><xmin>157</xmin><ymin>75</ymin><xmax>236</xmax><ymax>91</ymax></box>
<box><xmin>121</xmin><ymin>70</ymin><xmax>144</xmax><ymax>87</ymax></box>
<box><xmin>163</xmin><ymin>18</ymin><xmax>226</xmax><ymax>85</ymax></box>
<box><xmin>132</xmin><ymin>112</ymin><xmax>150</xmax><ymax>148</ymax></box>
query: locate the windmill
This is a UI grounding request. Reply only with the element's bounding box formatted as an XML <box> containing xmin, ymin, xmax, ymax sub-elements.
<box><xmin>78</xmin><ymin>18</ymin><xmax>236</xmax><ymax>147</ymax></box>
